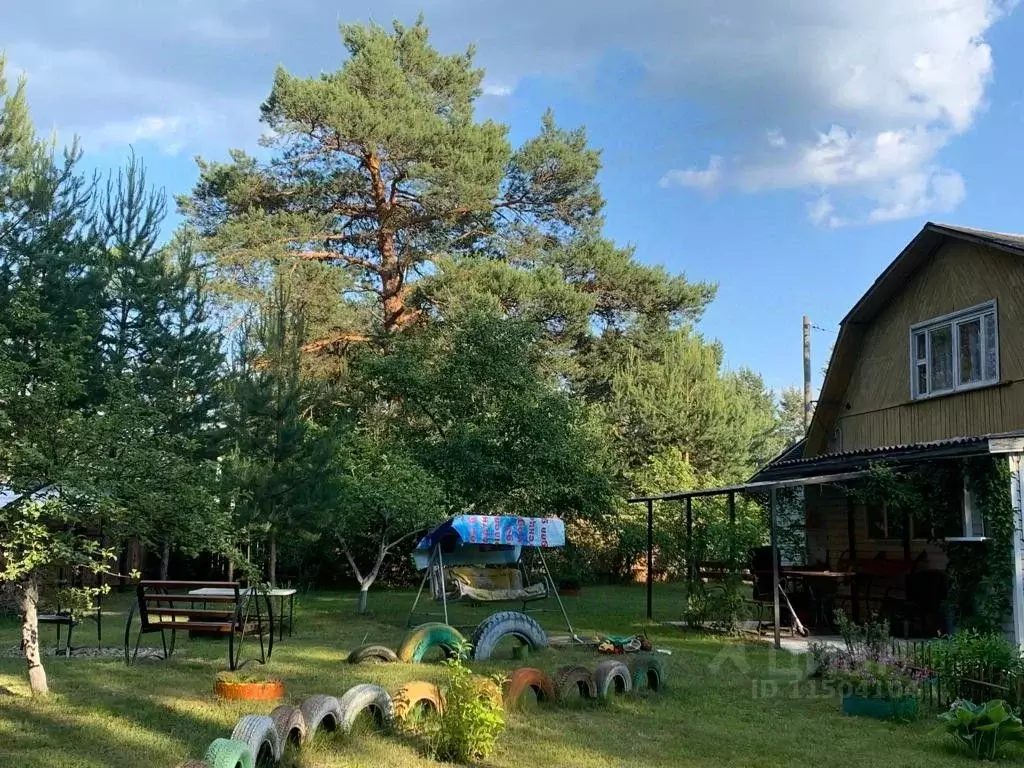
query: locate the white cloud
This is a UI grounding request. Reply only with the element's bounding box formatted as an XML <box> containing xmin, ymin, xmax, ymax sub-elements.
<box><xmin>1</xmin><ymin>0</ymin><xmax>1013</xmax><ymax>223</ymax></box>
<box><xmin>660</xmin><ymin>155</ymin><xmax>722</xmax><ymax>191</ymax></box>
<box><xmin>807</xmin><ymin>196</ymin><xmax>845</xmax><ymax>228</ymax></box>
<box><xmin>482</xmin><ymin>82</ymin><xmax>513</xmax><ymax>97</ymax></box>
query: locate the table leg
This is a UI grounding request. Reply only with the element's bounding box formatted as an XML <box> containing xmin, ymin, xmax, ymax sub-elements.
<box><xmin>289</xmin><ymin>593</ymin><xmax>294</xmax><ymax>637</ymax></box>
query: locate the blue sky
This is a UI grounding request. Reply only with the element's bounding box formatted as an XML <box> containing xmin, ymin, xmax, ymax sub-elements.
<box><xmin>6</xmin><ymin>0</ymin><xmax>1023</xmax><ymax>397</ymax></box>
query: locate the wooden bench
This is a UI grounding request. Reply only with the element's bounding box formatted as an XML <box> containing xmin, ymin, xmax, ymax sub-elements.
<box><xmin>124</xmin><ymin>580</ymin><xmax>273</xmax><ymax>671</ymax></box>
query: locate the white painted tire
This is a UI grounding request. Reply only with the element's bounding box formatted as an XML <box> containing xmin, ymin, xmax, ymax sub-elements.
<box><xmin>230</xmin><ymin>714</ymin><xmax>282</xmax><ymax>764</ymax></box>
<box><xmin>300</xmin><ymin>694</ymin><xmax>343</xmax><ymax>740</ymax></box>
<box><xmin>270</xmin><ymin>704</ymin><xmax>307</xmax><ymax>746</ymax></box>
<box><xmin>337</xmin><ymin>683</ymin><xmax>395</xmax><ymax>734</ymax></box>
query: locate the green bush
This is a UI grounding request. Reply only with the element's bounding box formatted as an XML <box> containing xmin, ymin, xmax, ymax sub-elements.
<box><xmin>929</xmin><ymin>629</ymin><xmax>1023</xmax><ymax>700</ymax></box>
<box><xmin>423</xmin><ymin>642</ymin><xmax>506</xmax><ymax>763</ymax></box>
<box><xmin>932</xmin><ymin>699</ymin><xmax>1024</xmax><ymax>759</ymax></box>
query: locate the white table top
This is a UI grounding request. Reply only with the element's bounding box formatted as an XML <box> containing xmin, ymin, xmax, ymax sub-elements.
<box><xmin>188</xmin><ymin>587</ymin><xmax>297</xmax><ymax>597</ymax></box>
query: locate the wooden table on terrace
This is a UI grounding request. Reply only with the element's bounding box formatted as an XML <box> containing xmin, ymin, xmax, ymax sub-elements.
<box><xmin>188</xmin><ymin>587</ymin><xmax>297</xmax><ymax>641</ymax></box>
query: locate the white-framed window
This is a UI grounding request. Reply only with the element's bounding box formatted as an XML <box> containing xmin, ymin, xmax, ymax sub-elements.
<box><xmin>910</xmin><ymin>301</ymin><xmax>999</xmax><ymax>400</ymax></box>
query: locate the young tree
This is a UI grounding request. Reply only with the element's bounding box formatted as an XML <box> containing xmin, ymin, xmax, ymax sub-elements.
<box><xmin>0</xmin><ymin>59</ymin><xmax>110</xmax><ymax>695</ymax></box>
<box><xmin>223</xmin><ymin>288</ymin><xmax>336</xmax><ymax>586</ymax></box>
<box><xmin>96</xmin><ymin>159</ymin><xmax>229</xmax><ymax>578</ymax></box>
<box><xmin>331</xmin><ymin>430</ymin><xmax>444</xmax><ymax>614</ymax></box>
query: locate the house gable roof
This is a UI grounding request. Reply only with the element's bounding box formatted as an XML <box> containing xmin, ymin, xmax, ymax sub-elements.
<box><xmin>805</xmin><ymin>222</ymin><xmax>1024</xmax><ymax>456</ymax></box>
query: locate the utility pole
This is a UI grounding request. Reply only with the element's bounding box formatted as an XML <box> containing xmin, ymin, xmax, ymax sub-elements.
<box><xmin>803</xmin><ymin>315</ymin><xmax>812</xmax><ymax>433</ymax></box>
<box><xmin>802</xmin><ymin>313</ymin><xmax>811</xmax><ymax>434</ymax></box>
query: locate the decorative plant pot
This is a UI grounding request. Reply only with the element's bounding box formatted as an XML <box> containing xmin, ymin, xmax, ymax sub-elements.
<box><xmin>841</xmin><ymin>693</ymin><xmax>918</xmax><ymax>720</ymax></box>
<box><xmin>214</xmin><ymin>679</ymin><xmax>285</xmax><ymax>702</ymax></box>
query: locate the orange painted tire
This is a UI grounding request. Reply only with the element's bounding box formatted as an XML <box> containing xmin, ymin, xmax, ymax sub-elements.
<box><xmin>502</xmin><ymin>668</ymin><xmax>556</xmax><ymax>711</ymax></box>
<box><xmin>393</xmin><ymin>681</ymin><xmax>446</xmax><ymax>722</ymax></box>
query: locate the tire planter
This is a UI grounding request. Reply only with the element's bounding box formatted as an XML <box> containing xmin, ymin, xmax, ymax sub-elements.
<box><xmin>337</xmin><ymin>683</ymin><xmax>395</xmax><ymax>734</ymax></box>
<box><xmin>270</xmin><ymin>705</ymin><xmax>307</xmax><ymax>746</ymax></box>
<box><xmin>628</xmin><ymin>655</ymin><xmax>666</xmax><ymax>692</ymax></box>
<box><xmin>393</xmin><ymin>681</ymin><xmax>446</xmax><ymax>722</ymax></box>
<box><xmin>471</xmin><ymin>676</ymin><xmax>504</xmax><ymax>708</ymax></box>
<box><xmin>553</xmin><ymin>664</ymin><xmax>597</xmax><ymax>700</ymax></box>
<box><xmin>230</xmin><ymin>714</ymin><xmax>282</xmax><ymax>764</ymax></box>
<box><xmin>841</xmin><ymin>694</ymin><xmax>919</xmax><ymax>720</ymax></box>
<box><xmin>503</xmin><ymin>667</ymin><xmax>557</xmax><ymax>711</ymax></box>
<box><xmin>593</xmin><ymin>659</ymin><xmax>632</xmax><ymax>699</ymax></box>
<box><xmin>347</xmin><ymin>644</ymin><xmax>399</xmax><ymax>664</ymax></box>
<box><xmin>203</xmin><ymin>738</ymin><xmax>254</xmax><ymax>768</ymax></box>
<box><xmin>397</xmin><ymin>622</ymin><xmax>466</xmax><ymax>663</ymax></box>
<box><xmin>299</xmin><ymin>694</ymin><xmax>343</xmax><ymax>741</ymax></box>
<box><xmin>469</xmin><ymin>611</ymin><xmax>548</xmax><ymax>661</ymax></box>
<box><xmin>214</xmin><ymin>679</ymin><xmax>284</xmax><ymax>702</ymax></box>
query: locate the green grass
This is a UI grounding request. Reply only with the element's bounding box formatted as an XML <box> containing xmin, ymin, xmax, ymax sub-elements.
<box><xmin>0</xmin><ymin>584</ymin><xmax>983</xmax><ymax>767</ymax></box>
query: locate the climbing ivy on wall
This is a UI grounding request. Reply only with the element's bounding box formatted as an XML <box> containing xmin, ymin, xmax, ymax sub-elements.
<box><xmin>953</xmin><ymin>457</ymin><xmax>1014</xmax><ymax>634</ymax></box>
<box><xmin>849</xmin><ymin>457</ymin><xmax>1015</xmax><ymax>635</ymax></box>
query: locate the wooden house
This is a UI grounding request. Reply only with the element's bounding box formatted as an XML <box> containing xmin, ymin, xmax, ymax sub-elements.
<box><xmin>750</xmin><ymin>222</ymin><xmax>1024</xmax><ymax>642</ymax></box>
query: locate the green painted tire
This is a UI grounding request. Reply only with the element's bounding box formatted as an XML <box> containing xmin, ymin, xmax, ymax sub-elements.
<box><xmin>628</xmin><ymin>654</ymin><xmax>666</xmax><ymax>692</ymax></box>
<box><xmin>397</xmin><ymin>623</ymin><xmax>465</xmax><ymax>663</ymax></box>
<box><xmin>203</xmin><ymin>738</ymin><xmax>254</xmax><ymax>768</ymax></box>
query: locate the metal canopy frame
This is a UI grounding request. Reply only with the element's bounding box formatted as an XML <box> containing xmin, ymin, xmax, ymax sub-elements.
<box><xmin>405</xmin><ymin>541</ymin><xmax>580</xmax><ymax>642</ymax></box>
<box><xmin>629</xmin><ymin>469</ymin><xmax>872</xmax><ymax>649</ymax></box>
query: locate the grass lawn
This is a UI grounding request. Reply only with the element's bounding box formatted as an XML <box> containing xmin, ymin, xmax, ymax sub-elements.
<box><xmin>0</xmin><ymin>584</ymin><xmax>979</xmax><ymax>767</ymax></box>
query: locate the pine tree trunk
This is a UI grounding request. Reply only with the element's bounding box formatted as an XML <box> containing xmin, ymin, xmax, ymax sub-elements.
<box><xmin>227</xmin><ymin>559</ymin><xmax>235</xmax><ymax>582</ymax></box>
<box><xmin>160</xmin><ymin>539</ymin><xmax>171</xmax><ymax>581</ymax></box>
<box><xmin>19</xmin><ymin>576</ymin><xmax>49</xmax><ymax>696</ymax></box>
<box><xmin>268</xmin><ymin>530</ymin><xmax>277</xmax><ymax>588</ymax></box>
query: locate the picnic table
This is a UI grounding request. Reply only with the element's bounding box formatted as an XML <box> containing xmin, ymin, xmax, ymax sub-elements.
<box><xmin>189</xmin><ymin>586</ymin><xmax>297</xmax><ymax>641</ymax></box>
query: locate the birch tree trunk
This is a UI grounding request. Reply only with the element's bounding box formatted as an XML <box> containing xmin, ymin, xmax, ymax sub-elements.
<box><xmin>19</xmin><ymin>576</ymin><xmax>49</xmax><ymax>696</ymax></box>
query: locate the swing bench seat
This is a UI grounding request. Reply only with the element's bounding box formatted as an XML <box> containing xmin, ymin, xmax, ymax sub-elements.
<box><xmin>431</xmin><ymin>566</ymin><xmax>548</xmax><ymax>604</ymax></box>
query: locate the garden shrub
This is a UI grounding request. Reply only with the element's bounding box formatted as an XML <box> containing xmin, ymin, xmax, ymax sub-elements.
<box><xmin>422</xmin><ymin>642</ymin><xmax>506</xmax><ymax>763</ymax></box>
<box><xmin>929</xmin><ymin>630</ymin><xmax>1023</xmax><ymax>702</ymax></box>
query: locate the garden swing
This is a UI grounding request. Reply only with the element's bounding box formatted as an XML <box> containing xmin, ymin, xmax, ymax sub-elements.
<box><xmin>404</xmin><ymin>514</ymin><xmax>578</xmax><ymax>640</ymax></box>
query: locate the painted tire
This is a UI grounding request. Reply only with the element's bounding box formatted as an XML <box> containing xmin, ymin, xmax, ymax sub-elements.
<box><xmin>471</xmin><ymin>676</ymin><xmax>504</xmax><ymax>708</ymax></box>
<box><xmin>469</xmin><ymin>611</ymin><xmax>548</xmax><ymax>661</ymax></box>
<box><xmin>503</xmin><ymin>667</ymin><xmax>556</xmax><ymax>710</ymax></box>
<box><xmin>203</xmin><ymin>738</ymin><xmax>254</xmax><ymax>768</ymax></box>
<box><xmin>270</xmin><ymin>705</ymin><xmax>307</xmax><ymax>746</ymax></box>
<box><xmin>299</xmin><ymin>694</ymin><xmax>343</xmax><ymax>740</ymax></box>
<box><xmin>347</xmin><ymin>644</ymin><xmax>399</xmax><ymax>664</ymax></box>
<box><xmin>392</xmin><ymin>681</ymin><xmax>446</xmax><ymax>722</ymax></box>
<box><xmin>397</xmin><ymin>623</ymin><xmax>466</xmax><ymax>663</ymax></box>
<box><xmin>628</xmin><ymin>655</ymin><xmax>666</xmax><ymax>692</ymax></box>
<box><xmin>593</xmin><ymin>659</ymin><xmax>632</xmax><ymax>699</ymax></box>
<box><xmin>336</xmin><ymin>683</ymin><xmax>395</xmax><ymax>734</ymax></box>
<box><xmin>553</xmin><ymin>664</ymin><xmax>597</xmax><ymax>700</ymax></box>
<box><xmin>229</xmin><ymin>714</ymin><xmax>282</xmax><ymax>764</ymax></box>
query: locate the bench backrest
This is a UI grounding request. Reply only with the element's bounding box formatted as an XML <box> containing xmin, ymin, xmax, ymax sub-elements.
<box><xmin>136</xmin><ymin>580</ymin><xmax>241</xmax><ymax>632</ymax></box>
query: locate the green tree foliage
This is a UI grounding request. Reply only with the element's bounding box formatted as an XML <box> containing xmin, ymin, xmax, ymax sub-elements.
<box><xmin>222</xmin><ymin>288</ymin><xmax>337</xmax><ymax>586</ymax></box>
<box><xmin>777</xmin><ymin>385</ymin><xmax>809</xmax><ymax>449</ymax></box>
<box><xmin>328</xmin><ymin>311</ymin><xmax>614</xmax><ymax>610</ymax></box>
<box><xmin>0</xmin><ymin>61</ymin><xmax>231</xmax><ymax>693</ymax></box>
<box><xmin>95</xmin><ymin>159</ymin><xmax>229</xmax><ymax>578</ymax></box>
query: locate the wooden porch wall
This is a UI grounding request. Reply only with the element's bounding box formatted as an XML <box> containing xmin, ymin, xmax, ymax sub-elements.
<box><xmin>804</xmin><ymin>484</ymin><xmax>947</xmax><ymax>569</ymax></box>
<box><xmin>828</xmin><ymin>241</ymin><xmax>1024</xmax><ymax>454</ymax></box>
